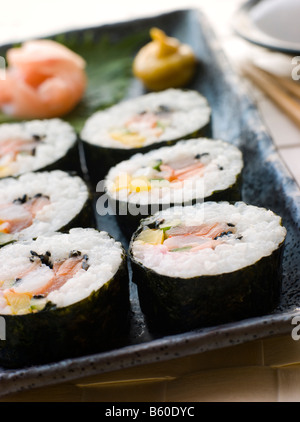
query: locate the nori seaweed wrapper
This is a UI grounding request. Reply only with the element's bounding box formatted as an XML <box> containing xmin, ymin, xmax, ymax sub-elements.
<box><xmin>0</xmin><ymin>253</ymin><xmax>130</xmax><ymax>368</ymax></box>
<box><xmin>129</xmin><ymin>226</ymin><xmax>285</xmax><ymax>335</ymax></box>
<box><xmin>39</xmin><ymin>136</ymin><xmax>83</xmax><ymax>178</ymax></box>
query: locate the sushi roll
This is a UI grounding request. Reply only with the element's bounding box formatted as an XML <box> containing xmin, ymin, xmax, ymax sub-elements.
<box><xmin>102</xmin><ymin>138</ymin><xmax>243</xmax><ymax>238</ymax></box>
<box><xmin>0</xmin><ymin>228</ymin><xmax>129</xmax><ymax>368</ymax></box>
<box><xmin>0</xmin><ymin>118</ymin><xmax>81</xmax><ymax>178</ymax></box>
<box><xmin>0</xmin><ymin>170</ymin><xmax>93</xmax><ymax>247</ymax></box>
<box><xmin>129</xmin><ymin>201</ymin><xmax>286</xmax><ymax>333</ymax></box>
<box><xmin>80</xmin><ymin>88</ymin><xmax>212</xmax><ymax>183</ymax></box>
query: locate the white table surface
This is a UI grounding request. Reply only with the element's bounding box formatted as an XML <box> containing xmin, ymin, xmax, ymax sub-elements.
<box><xmin>1</xmin><ymin>0</ymin><xmax>300</xmax><ymax>403</ymax></box>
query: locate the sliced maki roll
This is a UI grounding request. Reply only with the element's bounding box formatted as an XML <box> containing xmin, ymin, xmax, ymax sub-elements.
<box><xmin>102</xmin><ymin>138</ymin><xmax>243</xmax><ymax>237</ymax></box>
<box><xmin>0</xmin><ymin>118</ymin><xmax>81</xmax><ymax>178</ymax></box>
<box><xmin>0</xmin><ymin>170</ymin><xmax>93</xmax><ymax>247</ymax></box>
<box><xmin>80</xmin><ymin>88</ymin><xmax>212</xmax><ymax>183</ymax></box>
<box><xmin>129</xmin><ymin>202</ymin><xmax>286</xmax><ymax>333</ymax></box>
<box><xmin>0</xmin><ymin>228</ymin><xmax>129</xmax><ymax>367</ymax></box>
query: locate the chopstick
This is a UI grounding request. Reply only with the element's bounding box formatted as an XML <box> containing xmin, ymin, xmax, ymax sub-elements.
<box><xmin>263</xmin><ymin>70</ymin><xmax>300</xmax><ymax>101</ymax></box>
<box><xmin>76</xmin><ymin>375</ymin><xmax>176</xmax><ymax>388</ymax></box>
<box><xmin>240</xmin><ymin>62</ymin><xmax>300</xmax><ymax>129</ymax></box>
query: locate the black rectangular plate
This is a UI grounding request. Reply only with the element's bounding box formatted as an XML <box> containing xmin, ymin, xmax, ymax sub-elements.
<box><xmin>1</xmin><ymin>8</ymin><xmax>300</xmax><ymax>398</ymax></box>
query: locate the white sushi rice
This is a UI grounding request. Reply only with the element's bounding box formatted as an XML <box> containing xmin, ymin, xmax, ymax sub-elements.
<box><xmin>0</xmin><ymin>170</ymin><xmax>89</xmax><ymax>242</ymax></box>
<box><xmin>80</xmin><ymin>89</ymin><xmax>211</xmax><ymax>149</ymax></box>
<box><xmin>131</xmin><ymin>202</ymin><xmax>287</xmax><ymax>278</ymax></box>
<box><xmin>0</xmin><ymin>228</ymin><xmax>124</xmax><ymax>313</ymax></box>
<box><xmin>105</xmin><ymin>138</ymin><xmax>243</xmax><ymax>205</ymax></box>
<box><xmin>0</xmin><ymin>118</ymin><xmax>77</xmax><ymax>176</ymax></box>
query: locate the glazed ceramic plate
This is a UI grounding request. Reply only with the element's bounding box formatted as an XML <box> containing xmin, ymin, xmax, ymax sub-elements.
<box><xmin>233</xmin><ymin>0</ymin><xmax>300</xmax><ymax>53</ymax></box>
<box><xmin>1</xmin><ymin>8</ymin><xmax>300</xmax><ymax>398</ymax></box>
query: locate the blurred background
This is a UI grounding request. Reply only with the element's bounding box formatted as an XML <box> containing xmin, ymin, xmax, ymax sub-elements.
<box><xmin>0</xmin><ymin>0</ymin><xmax>241</xmax><ymax>44</ymax></box>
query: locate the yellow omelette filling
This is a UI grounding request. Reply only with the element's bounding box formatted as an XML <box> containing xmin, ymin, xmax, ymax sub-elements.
<box><xmin>137</xmin><ymin>228</ymin><xmax>165</xmax><ymax>245</ymax></box>
<box><xmin>109</xmin><ymin>111</ymin><xmax>169</xmax><ymax>148</ymax></box>
<box><xmin>5</xmin><ymin>291</ymin><xmax>33</xmax><ymax>315</ymax></box>
<box><xmin>0</xmin><ymin>285</ymin><xmax>46</xmax><ymax>315</ymax></box>
<box><xmin>0</xmin><ymin>166</ymin><xmax>12</xmax><ymax>178</ymax></box>
<box><xmin>113</xmin><ymin>174</ymin><xmax>151</xmax><ymax>193</ymax></box>
<box><xmin>109</xmin><ymin>131</ymin><xmax>146</xmax><ymax>148</ymax></box>
<box><xmin>112</xmin><ymin>173</ymin><xmax>170</xmax><ymax>194</ymax></box>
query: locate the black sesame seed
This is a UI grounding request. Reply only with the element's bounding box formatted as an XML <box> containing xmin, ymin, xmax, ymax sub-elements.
<box><xmin>147</xmin><ymin>218</ymin><xmax>165</xmax><ymax>229</ymax></box>
<box><xmin>158</xmin><ymin>104</ymin><xmax>171</xmax><ymax>113</ymax></box>
<box><xmin>32</xmin><ymin>134</ymin><xmax>45</xmax><ymax>141</ymax></box>
<box><xmin>82</xmin><ymin>261</ymin><xmax>89</xmax><ymax>271</ymax></box>
<box><xmin>33</xmin><ymin>294</ymin><xmax>45</xmax><ymax>299</ymax></box>
<box><xmin>195</xmin><ymin>152</ymin><xmax>209</xmax><ymax>159</ymax></box>
<box><xmin>69</xmin><ymin>250</ymin><xmax>81</xmax><ymax>258</ymax></box>
<box><xmin>39</xmin><ymin>254</ymin><xmax>52</xmax><ymax>268</ymax></box>
<box><xmin>13</xmin><ymin>194</ymin><xmax>28</xmax><ymax>204</ymax></box>
<box><xmin>29</xmin><ymin>251</ymin><xmax>53</xmax><ymax>269</ymax></box>
<box><xmin>33</xmin><ymin>193</ymin><xmax>49</xmax><ymax>200</ymax></box>
<box><xmin>214</xmin><ymin>231</ymin><xmax>233</xmax><ymax>240</ymax></box>
<box><xmin>32</xmin><ymin>134</ymin><xmax>41</xmax><ymax>141</ymax></box>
